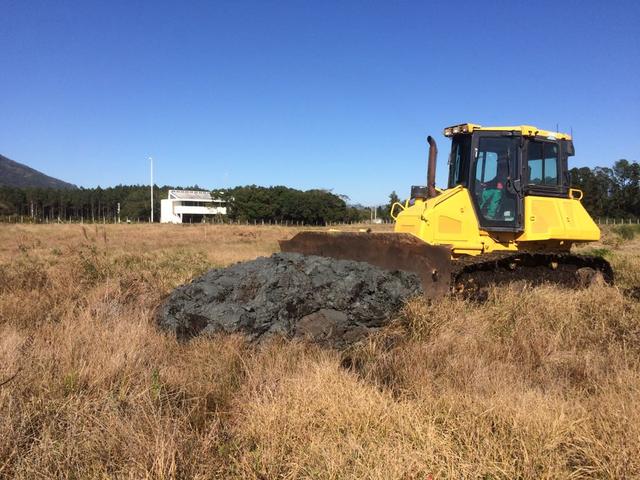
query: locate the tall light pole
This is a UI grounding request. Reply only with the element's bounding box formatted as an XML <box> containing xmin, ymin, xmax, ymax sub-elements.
<box><xmin>149</xmin><ymin>156</ymin><xmax>154</xmax><ymax>223</ymax></box>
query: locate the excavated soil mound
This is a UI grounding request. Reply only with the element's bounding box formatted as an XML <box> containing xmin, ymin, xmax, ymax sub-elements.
<box><xmin>157</xmin><ymin>253</ymin><xmax>422</xmax><ymax>347</ymax></box>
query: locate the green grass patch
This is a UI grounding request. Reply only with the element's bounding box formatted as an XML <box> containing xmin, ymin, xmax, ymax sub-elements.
<box><xmin>612</xmin><ymin>224</ymin><xmax>640</xmax><ymax>241</ymax></box>
<box><xmin>586</xmin><ymin>247</ymin><xmax>613</xmax><ymax>258</ymax></box>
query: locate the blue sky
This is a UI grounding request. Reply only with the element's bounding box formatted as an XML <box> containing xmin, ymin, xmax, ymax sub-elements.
<box><xmin>1</xmin><ymin>0</ymin><xmax>638</xmax><ymax>205</ymax></box>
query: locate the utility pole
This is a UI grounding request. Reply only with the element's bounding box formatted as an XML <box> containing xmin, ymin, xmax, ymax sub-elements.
<box><xmin>149</xmin><ymin>156</ymin><xmax>154</xmax><ymax>223</ymax></box>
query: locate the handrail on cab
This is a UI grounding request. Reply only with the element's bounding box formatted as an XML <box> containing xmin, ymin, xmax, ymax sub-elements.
<box><xmin>569</xmin><ymin>188</ymin><xmax>584</xmax><ymax>201</ymax></box>
<box><xmin>390</xmin><ymin>202</ymin><xmax>406</xmax><ymax>221</ymax></box>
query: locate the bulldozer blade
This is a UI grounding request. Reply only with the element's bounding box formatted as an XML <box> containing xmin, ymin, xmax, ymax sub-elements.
<box><xmin>279</xmin><ymin>232</ymin><xmax>453</xmax><ymax>300</ymax></box>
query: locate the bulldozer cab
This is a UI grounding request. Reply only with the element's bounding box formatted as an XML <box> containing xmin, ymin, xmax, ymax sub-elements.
<box><xmin>446</xmin><ymin>125</ymin><xmax>575</xmax><ymax>233</ymax></box>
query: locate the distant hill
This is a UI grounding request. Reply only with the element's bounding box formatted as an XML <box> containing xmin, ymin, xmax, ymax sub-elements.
<box><xmin>0</xmin><ymin>154</ymin><xmax>76</xmax><ymax>189</ymax></box>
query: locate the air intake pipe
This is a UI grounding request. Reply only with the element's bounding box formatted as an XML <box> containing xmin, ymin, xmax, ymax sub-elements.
<box><xmin>427</xmin><ymin>135</ymin><xmax>438</xmax><ymax>198</ymax></box>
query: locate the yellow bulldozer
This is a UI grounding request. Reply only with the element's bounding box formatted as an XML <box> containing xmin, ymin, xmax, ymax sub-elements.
<box><xmin>280</xmin><ymin>123</ymin><xmax>613</xmax><ymax>298</ymax></box>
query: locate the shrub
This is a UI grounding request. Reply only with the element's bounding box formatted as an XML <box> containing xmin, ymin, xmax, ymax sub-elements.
<box><xmin>612</xmin><ymin>224</ymin><xmax>640</xmax><ymax>241</ymax></box>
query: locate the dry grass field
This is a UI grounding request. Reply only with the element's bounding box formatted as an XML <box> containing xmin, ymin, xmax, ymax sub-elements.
<box><xmin>1</xmin><ymin>223</ymin><xmax>639</xmax><ymax>479</ymax></box>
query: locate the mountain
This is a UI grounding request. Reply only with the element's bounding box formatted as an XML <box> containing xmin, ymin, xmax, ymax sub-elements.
<box><xmin>0</xmin><ymin>154</ymin><xmax>76</xmax><ymax>189</ymax></box>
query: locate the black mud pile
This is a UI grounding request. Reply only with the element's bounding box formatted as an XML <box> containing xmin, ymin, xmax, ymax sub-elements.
<box><xmin>157</xmin><ymin>253</ymin><xmax>422</xmax><ymax>347</ymax></box>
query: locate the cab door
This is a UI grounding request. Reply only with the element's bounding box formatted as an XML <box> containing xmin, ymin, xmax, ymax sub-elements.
<box><xmin>469</xmin><ymin>133</ymin><xmax>523</xmax><ymax>232</ymax></box>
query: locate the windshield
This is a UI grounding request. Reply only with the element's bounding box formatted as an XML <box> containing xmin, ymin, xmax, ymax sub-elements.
<box><xmin>448</xmin><ymin>135</ymin><xmax>472</xmax><ymax>188</ymax></box>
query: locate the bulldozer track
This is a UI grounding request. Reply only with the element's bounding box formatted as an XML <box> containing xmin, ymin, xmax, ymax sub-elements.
<box><xmin>450</xmin><ymin>251</ymin><xmax>614</xmax><ymax>296</ymax></box>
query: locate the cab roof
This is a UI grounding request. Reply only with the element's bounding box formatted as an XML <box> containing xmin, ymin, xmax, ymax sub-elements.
<box><xmin>444</xmin><ymin>123</ymin><xmax>572</xmax><ymax>140</ymax></box>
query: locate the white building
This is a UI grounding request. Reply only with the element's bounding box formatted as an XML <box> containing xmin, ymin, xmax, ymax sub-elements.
<box><xmin>160</xmin><ymin>190</ymin><xmax>227</xmax><ymax>224</ymax></box>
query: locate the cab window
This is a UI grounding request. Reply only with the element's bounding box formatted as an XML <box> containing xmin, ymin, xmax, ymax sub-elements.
<box><xmin>528</xmin><ymin>141</ymin><xmax>558</xmax><ymax>185</ymax></box>
<box><xmin>475</xmin><ymin>151</ymin><xmax>497</xmax><ymax>182</ymax></box>
<box><xmin>448</xmin><ymin>135</ymin><xmax>471</xmax><ymax>187</ymax></box>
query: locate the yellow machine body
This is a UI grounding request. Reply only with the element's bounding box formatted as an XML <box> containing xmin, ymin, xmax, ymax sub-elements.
<box><xmin>393</xmin><ymin>186</ymin><xmax>599</xmax><ymax>256</ymax></box>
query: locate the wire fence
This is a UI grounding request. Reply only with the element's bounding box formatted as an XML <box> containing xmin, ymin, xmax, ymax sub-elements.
<box><xmin>597</xmin><ymin>218</ymin><xmax>640</xmax><ymax>225</ymax></box>
<box><xmin>4</xmin><ymin>214</ymin><xmax>638</xmax><ymax>227</ymax></box>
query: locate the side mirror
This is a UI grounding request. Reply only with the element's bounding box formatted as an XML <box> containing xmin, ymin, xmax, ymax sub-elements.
<box><xmin>509</xmin><ymin>178</ymin><xmax>523</xmax><ymax>197</ymax></box>
<box><xmin>513</xmin><ymin>178</ymin><xmax>521</xmax><ymax>190</ymax></box>
<box><xmin>566</xmin><ymin>141</ymin><xmax>575</xmax><ymax>156</ymax></box>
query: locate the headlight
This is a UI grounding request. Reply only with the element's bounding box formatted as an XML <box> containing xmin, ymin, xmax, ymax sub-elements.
<box><xmin>444</xmin><ymin>124</ymin><xmax>474</xmax><ymax>136</ymax></box>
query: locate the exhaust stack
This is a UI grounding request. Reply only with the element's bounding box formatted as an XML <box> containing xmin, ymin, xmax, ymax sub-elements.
<box><xmin>427</xmin><ymin>135</ymin><xmax>438</xmax><ymax>198</ymax></box>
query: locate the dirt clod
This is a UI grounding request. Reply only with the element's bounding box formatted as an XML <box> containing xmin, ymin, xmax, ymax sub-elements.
<box><xmin>624</xmin><ymin>286</ymin><xmax>640</xmax><ymax>301</ymax></box>
<box><xmin>157</xmin><ymin>253</ymin><xmax>422</xmax><ymax>347</ymax></box>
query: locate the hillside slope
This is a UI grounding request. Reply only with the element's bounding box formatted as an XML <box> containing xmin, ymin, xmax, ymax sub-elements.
<box><xmin>0</xmin><ymin>154</ymin><xmax>76</xmax><ymax>189</ymax></box>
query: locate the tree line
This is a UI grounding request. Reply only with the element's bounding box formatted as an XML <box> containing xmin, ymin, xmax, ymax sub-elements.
<box><xmin>220</xmin><ymin>186</ymin><xmax>370</xmax><ymax>224</ymax></box>
<box><xmin>569</xmin><ymin>159</ymin><xmax>639</xmax><ymax>219</ymax></box>
<box><xmin>0</xmin><ymin>184</ymin><xmax>374</xmax><ymax>224</ymax></box>
<box><xmin>0</xmin><ymin>184</ymin><xmax>175</xmax><ymax>223</ymax></box>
